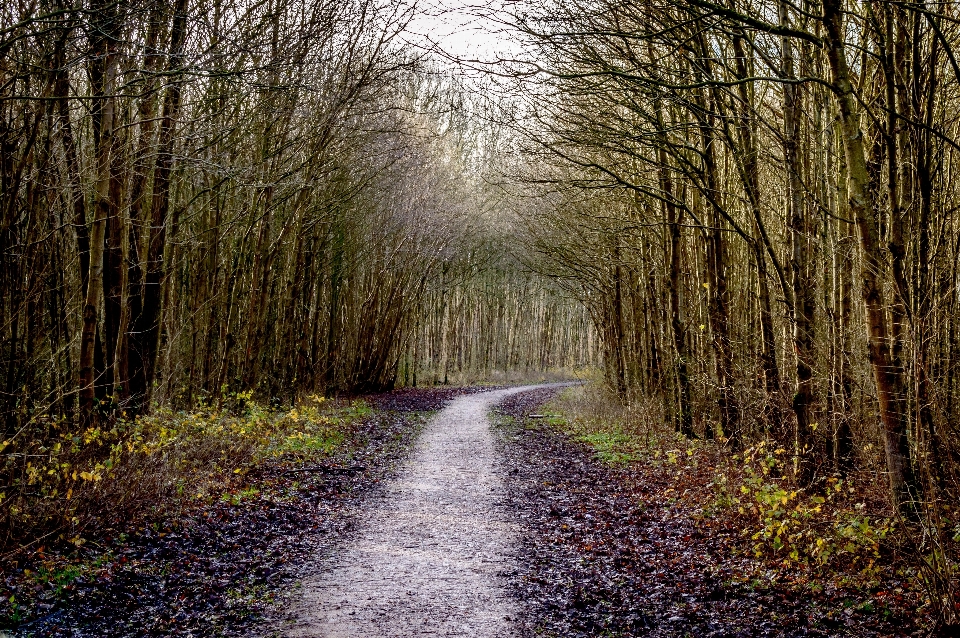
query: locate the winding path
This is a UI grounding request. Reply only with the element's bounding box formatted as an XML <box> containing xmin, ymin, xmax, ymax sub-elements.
<box><xmin>285</xmin><ymin>385</ymin><xmax>565</xmax><ymax>637</ymax></box>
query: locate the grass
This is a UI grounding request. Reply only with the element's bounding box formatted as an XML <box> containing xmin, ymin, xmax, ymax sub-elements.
<box><xmin>575</xmin><ymin>430</ymin><xmax>643</xmax><ymax>465</ymax></box>
<box><xmin>220</xmin><ymin>486</ymin><xmax>261</xmax><ymax>506</ymax></box>
<box><xmin>539</xmin><ymin>384</ymin><xmax>670</xmax><ymax>467</ymax></box>
<box><xmin>25</xmin><ymin>563</ymin><xmax>83</xmax><ymax>596</ymax></box>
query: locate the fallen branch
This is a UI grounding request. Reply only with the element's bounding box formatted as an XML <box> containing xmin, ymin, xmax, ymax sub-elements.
<box><xmin>283</xmin><ymin>464</ymin><xmax>366</xmax><ymax>475</ymax></box>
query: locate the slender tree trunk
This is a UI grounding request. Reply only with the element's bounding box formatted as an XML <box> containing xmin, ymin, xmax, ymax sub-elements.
<box><xmin>823</xmin><ymin>0</ymin><xmax>918</xmax><ymax>515</ymax></box>
<box><xmin>136</xmin><ymin>0</ymin><xmax>188</xmax><ymax>398</ymax></box>
<box><xmin>611</xmin><ymin>240</ymin><xmax>628</xmax><ymax>400</ymax></box>
<box><xmin>835</xmin><ymin>141</ymin><xmax>856</xmax><ymax>473</ymax></box>
<box><xmin>660</xmin><ymin>149</ymin><xmax>695</xmax><ymax>437</ymax></box>
<box><xmin>125</xmin><ymin>4</ymin><xmax>166</xmax><ymax>408</ymax></box>
<box><xmin>781</xmin><ymin>8</ymin><xmax>818</xmax><ymax>485</ymax></box>
<box><xmin>54</xmin><ymin>31</ymin><xmax>90</xmax><ymax>300</ymax></box>
<box><xmin>79</xmin><ymin>1</ymin><xmax>120</xmax><ymax>422</ymax></box>
<box><xmin>697</xmin><ymin>92</ymin><xmax>739</xmax><ymax>445</ymax></box>
<box><xmin>104</xmin><ymin>123</ymin><xmax>125</xmax><ymax>398</ymax></box>
<box><xmin>728</xmin><ymin>35</ymin><xmax>786</xmax><ymax>437</ymax></box>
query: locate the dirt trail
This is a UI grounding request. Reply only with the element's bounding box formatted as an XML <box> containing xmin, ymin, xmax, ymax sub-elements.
<box><xmin>284</xmin><ymin>384</ymin><xmax>570</xmax><ymax>638</ymax></box>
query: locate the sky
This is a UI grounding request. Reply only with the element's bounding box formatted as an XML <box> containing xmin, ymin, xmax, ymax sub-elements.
<box><xmin>403</xmin><ymin>0</ymin><xmax>520</xmax><ymax>63</ymax></box>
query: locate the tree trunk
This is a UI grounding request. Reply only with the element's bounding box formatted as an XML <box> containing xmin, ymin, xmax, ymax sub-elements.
<box><xmin>135</xmin><ymin>0</ymin><xmax>188</xmax><ymax>399</ymax></box>
<box><xmin>660</xmin><ymin>147</ymin><xmax>695</xmax><ymax>437</ymax></box>
<box><xmin>823</xmin><ymin>0</ymin><xmax>918</xmax><ymax>515</ymax></box>
<box><xmin>125</xmin><ymin>4</ymin><xmax>166</xmax><ymax>409</ymax></box>
<box><xmin>79</xmin><ymin>1</ymin><xmax>121</xmax><ymax>422</ymax></box>
<box><xmin>781</xmin><ymin>7</ymin><xmax>818</xmax><ymax>485</ymax></box>
<box><xmin>697</xmin><ymin>90</ymin><xmax>739</xmax><ymax>445</ymax></box>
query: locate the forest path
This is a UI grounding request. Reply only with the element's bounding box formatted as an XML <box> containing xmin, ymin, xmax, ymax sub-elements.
<box><xmin>284</xmin><ymin>384</ymin><xmax>571</xmax><ymax>637</ymax></box>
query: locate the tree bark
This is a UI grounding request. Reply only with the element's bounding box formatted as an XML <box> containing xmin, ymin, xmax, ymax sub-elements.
<box><xmin>781</xmin><ymin>5</ymin><xmax>818</xmax><ymax>486</ymax></box>
<box><xmin>823</xmin><ymin>0</ymin><xmax>918</xmax><ymax>515</ymax></box>
<box><xmin>135</xmin><ymin>0</ymin><xmax>188</xmax><ymax>399</ymax></box>
<box><xmin>79</xmin><ymin>0</ymin><xmax>120</xmax><ymax>422</ymax></box>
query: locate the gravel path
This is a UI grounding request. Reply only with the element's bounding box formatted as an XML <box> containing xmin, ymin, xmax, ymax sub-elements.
<box><xmin>284</xmin><ymin>384</ymin><xmax>570</xmax><ymax>638</ymax></box>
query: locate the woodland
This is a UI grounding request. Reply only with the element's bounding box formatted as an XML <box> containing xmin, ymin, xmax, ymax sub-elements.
<box><xmin>3</xmin><ymin>0</ymin><xmax>960</xmax><ymax>631</ymax></box>
<box><xmin>0</xmin><ymin>0</ymin><xmax>591</xmax><ymax>545</ymax></box>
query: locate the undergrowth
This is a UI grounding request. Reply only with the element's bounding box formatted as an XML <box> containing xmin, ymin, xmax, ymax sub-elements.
<box><xmin>0</xmin><ymin>394</ymin><xmax>372</xmax><ymax>558</ymax></box>
<box><xmin>539</xmin><ymin>383</ymin><xmax>943</xmax><ymax>625</ymax></box>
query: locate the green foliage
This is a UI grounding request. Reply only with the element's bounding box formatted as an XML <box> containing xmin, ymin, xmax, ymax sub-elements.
<box><xmin>220</xmin><ymin>487</ymin><xmax>261</xmax><ymax>506</ymax></box>
<box><xmin>26</xmin><ymin>564</ymin><xmax>83</xmax><ymax>597</ymax></box>
<box><xmin>719</xmin><ymin>441</ymin><xmax>893</xmax><ymax>571</ymax></box>
<box><xmin>534</xmin><ymin>386</ymin><xmax>655</xmax><ymax>466</ymax></box>
<box><xmin>544</xmin><ymin>384</ymin><xmax>895</xmax><ymax>577</ymax></box>
<box><xmin>274</xmin><ymin>431</ymin><xmax>344</xmax><ymax>456</ymax></box>
<box><xmin>5</xmin><ymin>594</ymin><xmax>22</xmax><ymax>624</ymax></box>
<box><xmin>0</xmin><ymin>396</ymin><xmax>373</xmax><ymax>551</ymax></box>
<box><xmin>576</xmin><ymin>430</ymin><xmax>643</xmax><ymax>465</ymax></box>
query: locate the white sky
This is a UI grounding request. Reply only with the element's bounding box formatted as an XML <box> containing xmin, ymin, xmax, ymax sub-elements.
<box><xmin>403</xmin><ymin>0</ymin><xmax>520</xmax><ymax>63</ymax></box>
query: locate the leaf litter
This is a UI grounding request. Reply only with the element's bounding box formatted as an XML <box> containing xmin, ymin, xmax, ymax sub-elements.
<box><xmin>4</xmin><ymin>384</ymin><xmax>926</xmax><ymax>637</ymax></box>
<box><xmin>494</xmin><ymin>388</ymin><xmax>922</xmax><ymax>638</ymax></box>
<box><xmin>3</xmin><ymin>387</ymin><xmax>488</xmax><ymax>637</ymax></box>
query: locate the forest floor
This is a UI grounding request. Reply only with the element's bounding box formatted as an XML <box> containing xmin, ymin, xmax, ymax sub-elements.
<box><xmin>495</xmin><ymin>387</ymin><xmax>928</xmax><ymax>637</ymax></box>
<box><xmin>2</xmin><ymin>387</ymin><xmax>486</xmax><ymax>637</ymax></box>
<box><xmin>3</xmin><ymin>384</ymin><xmax>931</xmax><ymax>637</ymax></box>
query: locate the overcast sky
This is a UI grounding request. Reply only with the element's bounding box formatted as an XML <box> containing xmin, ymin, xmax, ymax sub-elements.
<box><xmin>403</xmin><ymin>0</ymin><xmax>519</xmax><ymax>63</ymax></box>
